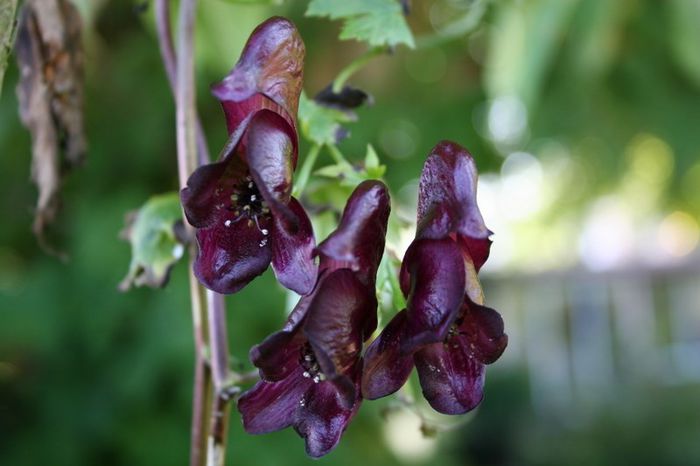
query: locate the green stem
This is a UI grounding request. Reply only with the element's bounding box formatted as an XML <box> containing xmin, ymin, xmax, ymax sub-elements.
<box><xmin>326</xmin><ymin>144</ymin><xmax>349</xmax><ymax>165</ymax></box>
<box><xmin>415</xmin><ymin>0</ymin><xmax>489</xmax><ymax>49</ymax></box>
<box><xmin>332</xmin><ymin>46</ymin><xmax>387</xmax><ymax>93</ymax></box>
<box><xmin>293</xmin><ymin>144</ymin><xmax>321</xmax><ymax>197</ymax></box>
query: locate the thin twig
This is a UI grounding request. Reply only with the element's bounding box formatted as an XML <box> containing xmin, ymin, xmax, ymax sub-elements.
<box><xmin>155</xmin><ymin>0</ymin><xmax>210</xmax><ymax>165</ymax></box>
<box><xmin>206</xmin><ymin>290</ymin><xmax>233</xmax><ymax>466</ymax></box>
<box><xmin>171</xmin><ymin>0</ymin><xmax>214</xmax><ymax>465</ymax></box>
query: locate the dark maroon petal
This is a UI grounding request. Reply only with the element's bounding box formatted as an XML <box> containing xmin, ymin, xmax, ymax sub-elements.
<box><xmin>245</xmin><ymin>110</ymin><xmax>296</xmax><ymax>224</ymax></box>
<box><xmin>399</xmin><ymin>238</ymin><xmax>466</xmax><ymax>353</ymax></box>
<box><xmin>303</xmin><ymin>269</ymin><xmax>376</xmax><ymax>406</ymax></box>
<box><xmin>417</xmin><ymin>140</ymin><xmax>492</xmax><ymax>271</ymax></box>
<box><xmin>361</xmin><ymin>309</ymin><xmax>415</xmax><ymax>400</ymax></box>
<box><xmin>293</xmin><ymin>370</ymin><xmax>361</xmax><ymax>458</ymax></box>
<box><xmin>460</xmin><ymin>301</ymin><xmax>508</xmax><ymax>364</ymax></box>
<box><xmin>414</xmin><ymin>341</ymin><xmax>485</xmax><ymax>415</ymax></box>
<box><xmin>192</xmin><ymin>213</ymin><xmax>272</xmax><ymax>294</ymax></box>
<box><xmin>180</xmin><ymin>117</ymin><xmax>252</xmax><ymax>227</ymax></box>
<box><xmin>238</xmin><ymin>367</ymin><xmax>313</xmax><ymax>434</ymax></box>
<box><xmin>249</xmin><ymin>328</ymin><xmax>306</xmax><ymax>382</ymax></box>
<box><xmin>270</xmin><ymin>197</ymin><xmax>317</xmax><ymax>295</ymax></box>
<box><xmin>315</xmin><ymin>180</ymin><xmax>390</xmax><ymax>284</ymax></box>
<box><xmin>211</xmin><ymin>17</ymin><xmax>304</xmax><ymax>139</ymax></box>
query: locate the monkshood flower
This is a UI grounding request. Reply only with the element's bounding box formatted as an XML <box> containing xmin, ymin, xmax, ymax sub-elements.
<box><xmin>238</xmin><ymin>180</ymin><xmax>390</xmax><ymax>457</ymax></box>
<box><xmin>362</xmin><ymin>141</ymin><xmax>508</xmax><ymax>415</ymax></box>
<box><xmin>181</xmin><ymin>17</ymin><xmax>316</xmax><ymax>295</ymax></box>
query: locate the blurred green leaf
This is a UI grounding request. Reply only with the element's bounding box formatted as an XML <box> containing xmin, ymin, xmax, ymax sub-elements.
<box><xmin>306</xmin><ymin>0</ymin><xmax>415</xmax><ymax>48</ymax></box>
<box><xmin>298</xmin><ymin>92</ymin><xmax>355</xmax><ymax>146</ymax></box>
<box><xmin>0</xmin><ymin>0</ymin><xmax>18</xmax><ymax>97</ymax></box>
<box><xmin>363</xmin><ymin>144</ymin><xmax>386</xmax><ymax>178</ymax></box>
<box><xmin>119</xmin><ymin>192</ymin><xmax>185</xmax><ymax>291</ymax></box>
<box><xmin>668</xmin><ymin>0</ymin><xmax>700</xmax><ymax>89</ymax></box>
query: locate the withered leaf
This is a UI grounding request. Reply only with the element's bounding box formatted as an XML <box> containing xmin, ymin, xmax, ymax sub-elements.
<box><xmin>15</xmin><ymin>0</ymin><xmax>85</xmax><ymax>255</ymax></box>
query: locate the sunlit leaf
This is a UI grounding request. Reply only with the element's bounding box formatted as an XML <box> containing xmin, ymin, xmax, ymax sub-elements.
<box><xmin>306</xmin><ymin>0</ymin><xmax>414</xmax><ymax>48</ymax></box>
<box><xmin>119</xmin><ymin>193</ymin><xmax>186</xmax><ymax>291</ymax></box>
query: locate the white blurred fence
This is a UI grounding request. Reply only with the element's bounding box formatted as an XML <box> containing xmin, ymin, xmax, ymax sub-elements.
<box><xmin>483</xmin><ymin>256</ymin><xmax>700</xmax><ymax>418</ymax></box>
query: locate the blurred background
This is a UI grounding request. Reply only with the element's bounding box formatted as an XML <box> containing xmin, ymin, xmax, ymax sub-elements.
<box><xmin>2</xmin><ymin>0</ymin><xmax>700</xmax><ymax>465</ymax></box>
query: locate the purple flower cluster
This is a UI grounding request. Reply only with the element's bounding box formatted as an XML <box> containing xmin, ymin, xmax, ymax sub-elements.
<box><xmin>181</xmin><ymin>17</ymin><xmax>507</xmax><ymax>458</ymax></box>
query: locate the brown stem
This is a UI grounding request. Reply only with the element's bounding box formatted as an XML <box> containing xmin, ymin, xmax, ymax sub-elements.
<box><xmin>189</xmin><ymin>271</ymin><xmax>211</xmax><ymax>466</ymax></box>
<box><xmin>206</xmin><ymin>290</ymin><xmax>233</xmax><ymax>466</ymax></box>
<box><xmin>170</xmin><ymin>0</ymin><xmax>213</xmax><ymax>465</ymax></box>
<box><xmin>155</xmin><ymin>0</ymin><xmax>210</xmax><ymax>165</ymax></box>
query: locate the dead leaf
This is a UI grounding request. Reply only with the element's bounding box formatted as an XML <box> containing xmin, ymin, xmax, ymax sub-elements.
<box><xmin>15</xmin><ymin>0</ymin><xmax>85</xmax><ymax>257</ymax></box>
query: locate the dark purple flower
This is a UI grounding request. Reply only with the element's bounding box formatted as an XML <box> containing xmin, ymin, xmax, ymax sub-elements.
<box><xmin>238</xmin><ymin>180</ymin><xmax>390</xmax><ymax>457</ymax></box>
<box><xmin>362</xmin><ymin>141</ymin><xmax>507</xmax><ymax>415</ymax></box>
<box><xmin>181</xmin><ymin>17</ymin><xmax>316</xmax><ymax>295</ymax></box>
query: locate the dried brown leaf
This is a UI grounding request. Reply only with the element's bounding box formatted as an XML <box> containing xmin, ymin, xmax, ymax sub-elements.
<box><xmin>15</xmin><ymin>0</ymin><xmax>85</xmax><ymax>256</ymax></box>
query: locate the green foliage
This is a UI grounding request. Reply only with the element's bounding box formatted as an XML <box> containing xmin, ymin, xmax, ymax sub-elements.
<box><xmin>306</xmin><ymin>0</ymin><xmax>415</xmax><ymax>48</ymax></box>
<box><xmin>0</xmin><ymin>0</ymin><xmax>18</xmax><ymax>97</ymax></box>
<box><xmin>119</xmin><ymin>192</ymin><xmax>185</xmax><ymax>291</ymax></box>
<box><xmin>297</xmin><ymin>92</ymin><xmax>354</xmax><ymax>146</ymax></box>
<box><xmin>315</xmin><ymin>144</ymin><xmax>386</xmax><ymax>187</ymax></box>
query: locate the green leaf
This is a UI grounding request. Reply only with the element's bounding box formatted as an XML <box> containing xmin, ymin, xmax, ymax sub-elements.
<box><xmin>298</xmin><ymin>92</ymin><xmax>354</xmax><ymax>146</ymax></box>
<box><xmin>214</xmin><ymin>0</ymin><xmax>284</xmax><ymax>4</ymax></box>
<box><xmin>306</xmin><ymin>0</ymin><xmax>415</xmax><ymax>48</ymax></box>
<box><xmin>119</xmin><ymin>193</ymin><xmax>185</xmax><ymax>291</ymax></box>
<box><xmin>363</xmin><ymin>144</ymin><xmax>386</xmax><ymax>178</ymax></box>
<box><xmin>314</xmin><ymin>144</ymin><xmax>386</xmax><ymax>186</ymax></box>
<box><xmin>0</xmin><ymin>0</ymin><xmax>18</xmax><ymax>97</ymax></box>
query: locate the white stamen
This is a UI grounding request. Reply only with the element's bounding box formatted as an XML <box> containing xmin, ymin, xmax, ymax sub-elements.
<box><xmin>304</xmin><ymin>354</ymin><xmax>312</xmax><ymax>361</ymax></box>
<box><xmin>302</xmin><ymin>371</ymin><xmax>310</xmax><ymax>378</ymax></box>
<box><xmin>313</xmin><ymin>376</ymin><xmax>320</xmax><ymax>383</ymax></box>
<box><xmin>248</xmin><ymin>182</ymin><xmax>253</xmax><ymax>188</ymax></box>
<box><xmin>261</xmin><ymin>229</ymin><xmax>269</xmax><ymax>236</ymax></box>
<box><xmin>224</xmin><ymin>220</ymin><xmax>232</xmax><ymax>227</ymax></box>
<box><xmin>250</xmin><ymin>195</ymin><xmax>257</xmax><ymax>201</ymax></box>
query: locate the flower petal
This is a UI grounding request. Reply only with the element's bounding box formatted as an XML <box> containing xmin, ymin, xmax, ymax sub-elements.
<box><xmin>315</xmin><ymin>180</ymin><xmax>390</xmax><ymax>284</ymax></box>
<box><xmin>417</xmin><ymin>140</ymin><xmax>492</xmax><ymax>271</ymax></box>
<box><xmin>303</xmin><ymin>269</ymin><xmax>376</xmax><ymax>406</ymax></box>
<box><xmin>461</xmin><ymin>301</ymin><xmax>508</xmax><ymax>364</ymax></box>
<box><xmin>414</xmin><ymin>341</ymin><xmax>485</xmax><ymax>415</ymax></box>
<box><xmin>293</xmin><ymin>371</ymin><xmax>361</xmax><ymax>458</ymax></box>
<box><xmin>192</xmin><ymin>213</ymin><xmax>272</xmax><ymax>294</ymax></box>
<box><xmin>361</xmin><ymin>309</ymin><xmax>415</xmax><ymax>400</ymax></box>
<box><xmin>211</xmin><ymin>16</ymin><xmax>304</xmax><ymax>138</ymax></box>
<box><xmin>399</xmin><ymin>238</ymin><xmax>466</xmax><ymax>353</ymax></box>
<box><xmin>238</xmin><ymin>368</ymin><xmax>313</xmax><ymax>434</ymax></box>
<box><xmin>245</xmin><ymin>110</ymin><xmax>296</xmax><ymax>222</ymax></box>
<box><xmin>249</xmin><ymin>328</ymin><xmax>305</xmax><ymax>382</ymax></box>
<box><xmin>270</xmin><ymin>197</ymin><xmax>317</xmax><ymax>295</ymax></box>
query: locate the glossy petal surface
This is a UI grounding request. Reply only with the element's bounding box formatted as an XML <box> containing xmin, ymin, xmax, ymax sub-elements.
<box><xmin>361</xmin><ymin>309</ymin><xmax>414</xmax><ymax>400</ymax></box>
<box><xmin>211</xmin><ymin>16</ymin><xmax>304</xmax><ymax>140</ymax></box>
<box><xmin>270</xmin><ymin>197</ymin><xmax>317</xmax><ymax>295</ymax></box>
<box><xmin>414</xmin><ymin>340</ymin><xmax>485</xmax><ymax>415</ymax></box>
<box><xmin>417</xmin><ymin>140</ymin><xmax>491</xmax><ymax>270</ymax></box>
<box><xmin>294</xmin><ymin>369</ymin><xmax>361</xmax><ymax>458</ymax></box>
<box><xmin>399</xmin><ymin>238</ymin><xmax>466</xmax><ymax>352</ymax></box>
<box><xmin>238</xmin><ymin>367</ymin><xmax>313</xmax><ymax>434</ymax></box>
<box><xmin>316</xmin><ymin>180</ymin><xmax>390</xmax><ymax>284</ymax></box>
<box><xmin>461</xmin><ymin>302</ymin><xmax>508</xmax><ymax>364</ymax></box>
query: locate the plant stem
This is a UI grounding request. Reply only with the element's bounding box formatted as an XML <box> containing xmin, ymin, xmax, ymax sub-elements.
<box><xmin>332</xmin><ymin>47</ymin><xmax>386</xmax><ymax>93</ymax></box>
<box><xmin>326</xmin><ymin>144</ymin><xmax>348</xmax><ymax>165</ymax></box>
<box><xmin>414</xmin><ymin>0</ymin><xmax>489</xmax><ymax>49</ymax></box>
<box><xmin>206</xmin><ymin>290</ymin><xmax>233</xmax><ymax>466</ymax></box>
<box><xmin>171</xmin><ymin>1</ymin><xmax>215</xmax><ymax>466</ymax></box>
<box><xmin>292</xmin><ymin>143</ymin><xmax>321</xmax><ymax>197</ymax></box>
<box><xmin>155</xmin><ymin>0</ymin><xmax>210</xmax><ymax>164</ymax></box>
